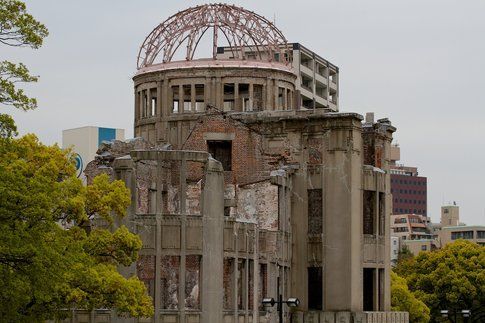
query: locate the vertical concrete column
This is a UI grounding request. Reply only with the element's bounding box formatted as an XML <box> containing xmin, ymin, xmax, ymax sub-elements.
<box><xmin>191</xmin><ymin>83</ymin><xmax>196</xmax><ymax>112</ymax></box>
<box><xmin>201</xmin><ymin>158</ymin><xmax>224</xmax><ymax>323</ymax></box>
<box><xmin>113</xmin><ymin>158</ymin><xmax>136</xmax><ymax>231</ymax></box>
<box><xmin>216</xmin><ymin>77</ymin><xmax>223</xmax><ymax>109</ymax></box>
<box><xmin>290</xmin><ymin>169</ymin><xmax>308</xmax><ymax>310</ymax></box>
<box><xmin>160</xmin><ymin>78</ymin><xmax>169</xmax><ymax>143</ymax></box>
<box><xmin>147</xmin><ymin>87</ymin><xmax>153</xmax><ymax>117</ymax></box>
<box><xmin>112</xmin><ymin>157</ymin><xmax>139</xmax><ymax>322</ymax></box>
<box><xmin>244</xmin><ymin>227</ymin><xmax>249</xmax><ymax>322</ymax></box>
<box><xmin>179</xmin><ymin>158</ymin><xmax>187</xmax><ymax>323</ymax></box>
<box><xmin>134</xmin><ymin>88</ymin><xmax>139</xmax><ymax>124</ymax></box>
<box><xmin>274</xmin><ymin>81</ymin><xmax>279</xmax><ymax>111</ymax></box>
<box><xmin>154</xmin><ymin>159</ymin><xmax>164</xmax><ymax>323</ymax></box>
<box><xmin>204</xmin><ymin>77</ymin><xmax>210</xmax><ymax>109</ymax></box>
<box><xmin>249</xmin><ymin>83</ymin><xmax>254</xmax><ymax>111</ymax></box>
<box><xmin>233</xmin><ymin>229</ymin><xmax>239</xmax><ymax>322</ymax></box>
<box><xmin>178</xmin><ymin>84</ymin><xmax>184</xmax><ymax>113</ymax></box>
<box><xmin>234</xmin><ymin>82</ymin><xmax>240</xmax><ymax>111</ymax></box>
<box><xmin>252</xmin><ymin>227</ymin><xmax>260</xmax><ymax>322</ymax></box>
<box><xmin>139</xmin><ymin>89</ymin><xmax>145</xmax><ymax>118</ymax></box>
<box><xmin>324</xmin><ymin>123</ymin><xmax>362</xmax><ymax>312</ymax></box>
<box><xmin>266</xmin><ymin>77</ymin><xmax>273</xmax><ymax>111</ymax></box>
<box><xmin>157</xmin><ymin>81</ymin><xmax>162</xmax><ymax>117</ymax></box>
<box><xmin>283</xmin><ymin>87</ymin><xmax>288</xmax><ymax>110</ymax></box>
<box><xmin>163</xmin><ymin>78</ymin><xmax>170</xmax><ymax>116</ymax></box>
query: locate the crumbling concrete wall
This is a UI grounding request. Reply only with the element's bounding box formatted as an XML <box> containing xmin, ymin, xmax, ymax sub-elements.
<box><xmin>236</xmin><ymin>181</ymin><xmax>278</xmax><ymax>230</ymax></box>
<box><xmin>161</xmin><ymin>255</ymin><xmax>180</xmax><ymax>309</ymax></box>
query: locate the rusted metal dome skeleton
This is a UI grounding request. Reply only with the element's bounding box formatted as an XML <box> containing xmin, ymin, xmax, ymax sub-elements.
<box><xmin>136</xmin><ymin>3</ymin><xmax>290</xmax><ymax>68</ymax></box>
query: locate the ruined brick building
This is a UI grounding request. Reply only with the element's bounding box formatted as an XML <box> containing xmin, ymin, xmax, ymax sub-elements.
<box><xmin>83</xmin><ymin>4</ymin><xmax>408</xmax><ymax>323</ymax></box>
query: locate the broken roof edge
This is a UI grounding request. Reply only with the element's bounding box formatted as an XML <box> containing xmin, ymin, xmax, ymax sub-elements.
<box><xmin>134</xmin><ymin>58</ymin><xmax>295</xmax><ymax>78</ymax></box>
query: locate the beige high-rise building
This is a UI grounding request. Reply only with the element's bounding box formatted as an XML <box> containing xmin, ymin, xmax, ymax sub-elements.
<box><xmin>440</xmin><ymin>204</ymin><xmax>460</xmax><ymax>227</ymax></box>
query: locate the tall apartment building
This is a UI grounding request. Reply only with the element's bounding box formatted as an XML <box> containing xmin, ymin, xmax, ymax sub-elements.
<box><xmin>76</xmin><ymin>4</ymin><xmax>408</xmax><ymax>323</ymax></box>
<box><xmin>390</xmin><ymin>145</ymin><xmax>427</xmax><ymax>216</ymax></box>
<box><xmin>216</xmin><ymin>43</ymin><xmax>339</xmax><ymax>111</ymax></box>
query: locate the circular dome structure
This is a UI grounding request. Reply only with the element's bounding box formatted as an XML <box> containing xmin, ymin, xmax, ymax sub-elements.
<box><xmin>137</xmin><ymin>3</ymin><xmax>290</xmax><ymax>69</ymax></box>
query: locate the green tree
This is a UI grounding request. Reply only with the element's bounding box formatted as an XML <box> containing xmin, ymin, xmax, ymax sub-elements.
<box><xmin>1</xmin><ymin>0</ymin><xmax>48</xmax><ymax>111</ymax></box>
<box><xmin>391</xmin><ymin>271</ymin><xmax>430</xmax><ymax>323</ymax></box>
<box><xmin>0</xmin><ymin>134</ymin><xmax>153</xmax><ymax>322</ymax></box>
<box><xmin>396</xmin><ymin>240</ymin><xmax>485</xmax><ymax>322</ymax></box>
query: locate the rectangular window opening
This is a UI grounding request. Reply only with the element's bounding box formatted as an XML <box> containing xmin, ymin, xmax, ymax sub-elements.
<box><xmin>172</xmin><ymin>86</ymin><xmax>179</xmax><ymax>113</ymax></box>
<box><xmin>253</xmin><ymin>84</ymin><xmax>263</xmax><ymax>111</ymax></box>
<box><xmin>223</xmin><ymin>83</ymin><xmax>235</xmax><ymax>111</ymax></box>
<box><xmin>195</xmin><ymin>84</ymin><xmax>205</xmax><ymax>112</ymax></box>
<box><xmin>207</xmin><ymin>140</ymin><xmax>232</xmax><ymax>171</ymax></box>
<box><xmin>308</xmin><ymin>189</ymin><xmax>323</xmax><ymax>235</ymax></box>
<box><xmin>183</xmin><ymin>84</ymin><xmax>192</xmax><ymax>112</ymax></box>
<box><xmin>308</xmin><ymin>267</ymin><xmax>322</xmax><ymax>310</ymax></box>
<box><xmin>363</xmin><ymin>268</ymin><xmax>375</xmax><ymax>311</ymax></box>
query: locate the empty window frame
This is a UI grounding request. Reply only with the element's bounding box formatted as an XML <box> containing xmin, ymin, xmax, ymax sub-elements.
<box><xmin>308</xmin><ymin>189</ymin><xmax>323</xmax><ymax>234</ymax></box>
<box><xmin>278</xmin><ymin>87</ymin><xmax>285</xmax><ymax>109</ymax></box>
<box><xmin>207</xmin><ymin>140</ymin><xmax>232</xmax><ymax>171</ymax></box>
<box><xmin>172</xmin><ymin>86</ymin><xmax>179</xmax><ymax>113</ymax></box>
<box><xmin>183</xmin><ymin>84</ymin><xmax>192</xmax><ymax>112</ymax></box>
<box><xmin>150</xmin><ymin>88</ymin><xmax>157</xmax><ymax>116</ymax></box>
<box><xmin>142</xmin><ymin>90</ymin><xmax>148</xmax><ymax>118</ymax></box>
<box><xmin>195</xmin><ymin>84</ymin><xmax>205</xmax><ymax>112</ymax></box>
<box><xmin>253</xmin><ymin>84</ymin><xmax>263</xmax><ymax>111</ymax></box>
<box><xmin>363</xmin><ymin>190</ymin><xmax>376</xmax><ymax>235</ymax></box>
<box><xmin>223</xmin><ymin>83</ymin><xmax>235</xmax><ymax>111</ymax></box>
<box><xmin>239</xmin><ymin>83</ymin><xmax>250</xmax><ymax>111</ymax></box>
<box><xmin>308</xmin><ymin>267</ymin><xmax>322</xmax><ymax>310</ymax></box>
<box><xmin>258</xmin><ymin>263</ymin><xmax>267</xmax><ymax>310</ymax></box>
<box><xmin>363</xmin><ymin>268</ymin><xmax>375</xmax><ymax>311</ymax></box>
<box><xmin>185</xmin><ymin>255</ymin><xmax>201</xmax><ymax>309</ymax></box>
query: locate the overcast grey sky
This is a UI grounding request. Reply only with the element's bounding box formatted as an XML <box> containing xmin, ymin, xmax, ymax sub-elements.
<box><xmin>3</xmin><ymin>0</ymin><xmax>485</xmax><ymax>225</ymax></box>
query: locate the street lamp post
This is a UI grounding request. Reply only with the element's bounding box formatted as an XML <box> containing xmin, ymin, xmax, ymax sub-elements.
<box><xmin>262</xmin><ymin>295</ymin><xmax>300</xmax><ymax>323</ymax></box>
<box><xmin>441</xmin><ymin>309</ymin><xmax>471</xmax><ymax>323</ymax></box>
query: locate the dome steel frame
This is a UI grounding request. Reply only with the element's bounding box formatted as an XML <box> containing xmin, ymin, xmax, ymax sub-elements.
<box><xmin>137</xmin><ymin>3</ymin><xmax>290</xmax><ymax>69</ymax></box>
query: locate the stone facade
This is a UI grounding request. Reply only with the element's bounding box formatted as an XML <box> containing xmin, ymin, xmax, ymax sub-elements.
<box><xmin>76</xmin><ymin>58</ymin><xmax>407</xmax><ymax>323</ymax></box>
<box><xmin>73</xmin><ymin>4</ymin><xmax>408</xmax><ymax>322</ymax></box>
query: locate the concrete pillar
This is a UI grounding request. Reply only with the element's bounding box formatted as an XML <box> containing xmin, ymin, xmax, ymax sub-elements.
<box><xmin>191</xmin><ymin>83</ymin><xmax>196</xmax><ymax>112</ymax></box>
<box><xmin>179</xmin><ymin>158</ymin><xmax>187</xmax><ymax>322</ymax></box>
<box><xmin>249</xmin><ymin>83</ymin><xmax>254</xmax><ymax>112</ymax></box>
<box><xmin>252</xmin><ymin>227</ymin><xmax>260</xmax><ymax>322</ymax></box>
<box><xmin>201</xmin><ymin>158</ymin><xmax>224</xmax><ymax>323</ymax></box>
<box><xmin>147</xmin><ymin>87</ymin><xmax>153</xmax><ymax>117</ymax></box>
<box><xmin>266</xmin><ymin>78</ymin><xmax>272</xmax><ymax>111</ymax></box>
<box><xmin>178</xmin><ymin>84</ymin><xmax>183</xmax><ymax>113</ymax></box>
<box><xmin>290</xmin><ymin>169</ymin><xmax>308</xmax><ymax>310</ymax></box>
<box><xmin>324</xmin><ymin>125</ymin><xmax>362</xmax><ymax>312</ymax></box>
<box><xmin>234</xmin><ymin>82</ymin><xmax>240</xmax><ymax>111</ymax></box>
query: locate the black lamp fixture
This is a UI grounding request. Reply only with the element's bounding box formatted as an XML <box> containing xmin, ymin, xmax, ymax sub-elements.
<box><xmin>262</xmin><ymin>295</ymin><xmax>300</xmax><ymax>323</ymax></box>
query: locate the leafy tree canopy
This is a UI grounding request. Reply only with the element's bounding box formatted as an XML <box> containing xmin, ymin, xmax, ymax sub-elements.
<box><xmin>391</xmin><ymin>271</ymin><xmax>430</xmax><ymax>323</ymax></box>
<box><xmin>395</xmin><ymin>240</ymin><xmax>485</xmax><ymax>322</ymax></box>
<box><xmin>1</xmin><ymin>0</ymin><xmax>49</xmax><ymax>113</ymax></box>
<box><xmin>0</xmin><ymin>134</ymin><xmax>153</xmax><ymax>322</ymax></box>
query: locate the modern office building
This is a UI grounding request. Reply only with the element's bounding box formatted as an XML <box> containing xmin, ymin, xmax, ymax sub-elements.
<box><xmin>389</xmin><ymin>145</ymin><xmax>427</xmax><ymax>216</ymax></box>
<box><xmin>62</xmin><ymin>126</ymin><xmax>124</xmax><ymax>179</ymax></box>
<box><xmin>216</xmin><ymin>43</ymin><xmax>339</xmax><ymax>111</ymax></box>
<box><xmin>439</xmin><ymin>226</ymin><xmax>485</xmax><ymax>247</ymax></box>
<box><xmin>79</xmin><ymin>4</ymin><xmax>407</xmax><ymax>323</ymax></box>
